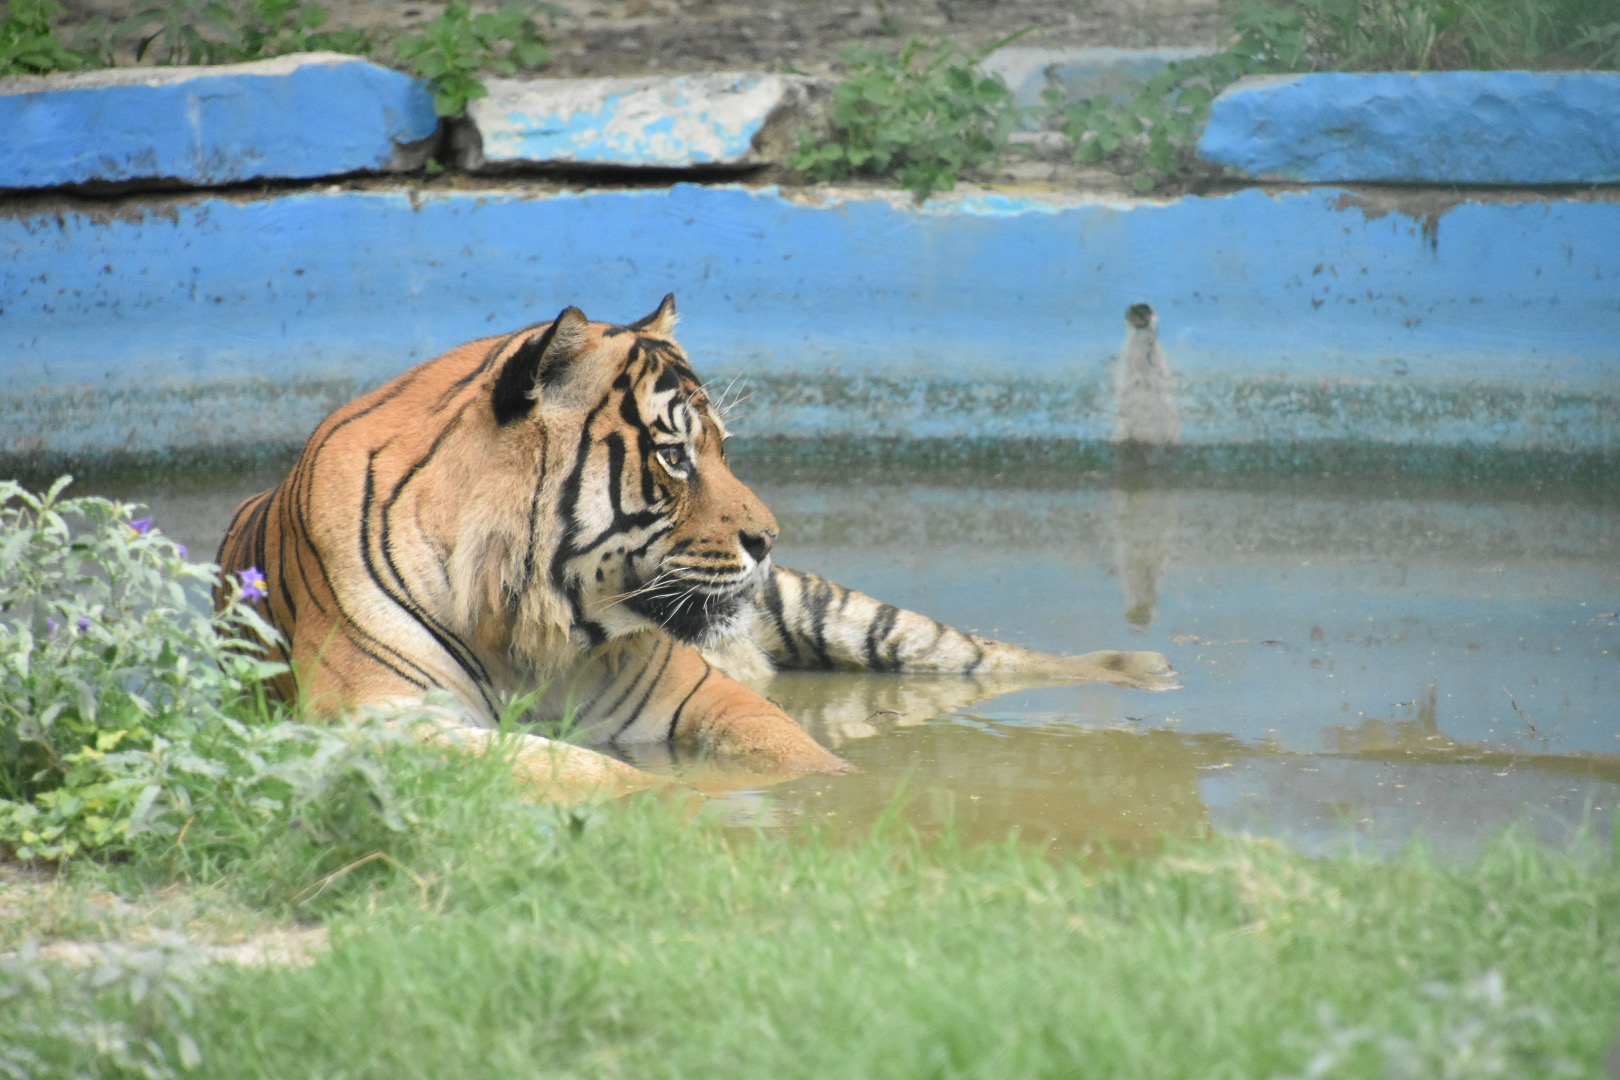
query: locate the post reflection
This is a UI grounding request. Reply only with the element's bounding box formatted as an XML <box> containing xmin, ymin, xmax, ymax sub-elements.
<box><xmin>1109</xmin><ymin>301</ymin><xmax>1182</xmax><ymax>630</ymax></box>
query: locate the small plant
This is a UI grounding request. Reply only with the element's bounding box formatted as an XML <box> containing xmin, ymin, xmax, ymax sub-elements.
<box><xmin>791</xmin><ymin>35</ymin><xmax>1023</xmax><ymax>202</ymax></box>
<box><xmin>118</xmin><ymin>0</ymin><xmax>373</xmax><ymax>66</ymax></box>
<box><xmin>1057</xmin><ymin>51</ymin><xmax>1260</xmax><ymax>193</ymax></box>
<box><xmin>233</xmin><ymin>0</ymin><xmax>373</xmax><ymax>61</ymax></box>
<box><xmin>120</xmin><ymin>0</ymin><xmax>252</xmax><ymax>65</ymax></box>
<box><xmin>0</xmin><ymin>0</ymin><xmax>83</xmax><ymax>76</ymax></box>
<box><xmin>393</xmin><ymin>0</ymin><xmax>551</xmax><ymax>117</ymax></box>
<box><xmin>0</xmin><ymin>477</ymin><xmax>285</xmax><ymax>859</ymax></box>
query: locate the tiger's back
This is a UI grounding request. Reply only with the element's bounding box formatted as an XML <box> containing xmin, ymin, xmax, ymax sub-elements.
<box><xmin>219</xmin><ymin>330</ymin><xmax>560</xmax><ymax>717</ymax></box>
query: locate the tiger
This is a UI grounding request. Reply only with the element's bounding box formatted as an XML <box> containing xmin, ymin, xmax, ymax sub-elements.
<box><xmin>215</xmin><ymin>296</ymin><xmax>1178</xmax><ymax>792</ymax></box>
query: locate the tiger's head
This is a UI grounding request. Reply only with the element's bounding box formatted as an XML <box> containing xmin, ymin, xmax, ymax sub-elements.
<box><xmin>467</xmin><ymin>294</ymin><xmax>777</xmax><ymax>661</ymax></box>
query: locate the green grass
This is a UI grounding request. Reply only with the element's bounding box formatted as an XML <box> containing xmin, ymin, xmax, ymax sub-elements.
<box><xmin>7</xmin><ymin>783</ymin><xmax>1618</xmax><ymax>1079</ymax></box>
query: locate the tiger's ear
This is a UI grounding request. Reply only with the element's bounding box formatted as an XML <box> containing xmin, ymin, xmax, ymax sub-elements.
<box><xmin>491</xmin><ymin>306</ymin><xmax>592</xmax><ymax>424</ymax></box>
<box><xmin>628</xmin><ymin>293</ymin><xmax>677</xmax><ymax>336</ymax></box>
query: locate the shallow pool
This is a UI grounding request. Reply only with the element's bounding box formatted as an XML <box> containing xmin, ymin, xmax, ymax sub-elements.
<box><xmin>88</xmin><ymin>461</ymin><xmax>1620</xmax><ymax>858</ymax></box>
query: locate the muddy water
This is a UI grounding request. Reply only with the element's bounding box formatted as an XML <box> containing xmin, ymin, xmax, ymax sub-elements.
<box><xmin>85</xmin><ymin>463</ymin><xmax>1620</xmax><ymax>857</ymax></box>
<box><xmin>699</xmin><ymin>467</ymin><xmax>1620</xmax><ymax>857</ymax></box>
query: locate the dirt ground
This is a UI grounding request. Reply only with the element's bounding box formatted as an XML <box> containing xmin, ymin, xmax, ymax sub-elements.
<box><xmin>470</xmin><ymin>0</ymin><xmax>1227</xmax><ymax>78</ymax></box>
<box><xmin>64</xmin><ymin>0</ymin><xmax>1229</xmax><ymax>78</ymax></box>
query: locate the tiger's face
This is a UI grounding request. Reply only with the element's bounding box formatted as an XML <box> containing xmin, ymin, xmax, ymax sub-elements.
<box><xmin>495</xmin><ymin>296</ymin><xmax>778</xmax><ymax>650</ymax></box>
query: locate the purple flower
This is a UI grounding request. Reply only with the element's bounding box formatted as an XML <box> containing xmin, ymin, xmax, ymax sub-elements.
<box><xmin>46</xmin><ymin>617</ymin><xmax>60</xmax><ymax>637</ymax></box>
<box><xmin>238</xmin><ymin>567</ymin><xmax>268</xmax><ymax>602</ymax></box>
<box><xmin>130</xmin><ymin>517</ymin><xmax>154</xmax><ymax>535</ymax></box>
<box><xmin>175</xmin><ymin>543</ymin><xmax>188</xmax><ymax>559</ymax></box>
<box><xmin>75</xmin><ymin>617</ymin><xmax>91</xmax><ymax>633</ymax></box>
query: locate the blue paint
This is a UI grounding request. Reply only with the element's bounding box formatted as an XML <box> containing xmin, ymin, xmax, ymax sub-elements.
<box><xmin>1200</xmin><ymin>71</ymin><xmax>1620</xmax><ymax>184</ymax></box>
<box><xmin>0</xmin><ymin>56</ymin><xmax>438</xmax><ymax>189</ymax></box>
<box><xmin>2</xmin><ymin>184</ymin><xmax>1616</xmax><ymax>461</ymax></box>
<box><xmin>477</xmin><ymin>75</ymin><xmax>769</xmax><ymax>167</ymax></box>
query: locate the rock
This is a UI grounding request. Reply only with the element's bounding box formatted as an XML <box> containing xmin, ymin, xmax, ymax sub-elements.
<box><xmin>451</xmin><ymin>72</ymin><xmax>833</xmax><ymax>171</ymax></box>
<box><xmin>1006</xmin><ymin>130</ymin><xmax>1073</xmax><ymax>160</ymax></box>
<box><xmin>980</xmin><ymin>46</ymin><xmax>1220</xmax><ymax>111</ymax></box>
<box><xmin>0</xmin><ymin>53</ymin><xmax>439</xmax><ymax>191</ymax></box>
<box><xmin>1198</xmin><ymin>71</ymin><xmax>1620</xmax><ymax>185</ymax></box>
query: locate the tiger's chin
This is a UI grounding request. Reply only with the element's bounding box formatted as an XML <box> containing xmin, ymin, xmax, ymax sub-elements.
<box><xmin>627</xmin><ymin>586</ymin><xmax>750</xmax><ymax>645</ymax></box>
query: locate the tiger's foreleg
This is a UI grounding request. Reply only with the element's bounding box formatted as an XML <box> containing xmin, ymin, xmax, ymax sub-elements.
<box><xmin>550</xmin><ymin>632</ymin><xmax>852</xmax><ymax>774</ymax></box>
<box><xmin>752</xmin><ymin>566</ymin><xmax>1180</xmax><ymax>690</ymax></box>
<box><xmin>382</xmin><ymin>703</ymin><xmax>658</xmax><ymax>803</ymax></box>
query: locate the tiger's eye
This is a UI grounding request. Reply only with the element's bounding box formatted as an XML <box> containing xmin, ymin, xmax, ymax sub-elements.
<box><xmin>658</xmin><ymin>445</ymin><xmax>690</xmax><ymax>470</ymax></box>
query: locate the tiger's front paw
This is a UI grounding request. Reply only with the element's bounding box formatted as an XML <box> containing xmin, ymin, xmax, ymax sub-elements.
<box><xmin>1071</xmin><ymin>650</ymin><xmax>1182</xmax><ymax>691</ymax></box>
<box><xmin>690</xmin><ymin>712</ymin><xmax>855</xmax><ymax>776</ymax></box>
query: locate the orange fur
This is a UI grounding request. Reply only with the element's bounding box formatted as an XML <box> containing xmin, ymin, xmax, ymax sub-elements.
<box><xmin>217</xmin><ymin>298</ymin><xmax>847</xmax><ymax>776</ymax></box>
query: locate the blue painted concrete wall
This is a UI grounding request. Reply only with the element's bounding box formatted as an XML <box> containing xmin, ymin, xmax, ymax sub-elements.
<box><xmin>0</xmin><ymin>55</ymin><xmax>437</xmax><ymax>189</ymax></box>
<box><xmin>1200</xmin><ymin>71</ymin><xmax>1620</xmax><ymax>184</ymax></box>
<box><xmin>3</xmin><ymin>184</ymin><xmax>1616</xmax><ymax>462</ymax></box>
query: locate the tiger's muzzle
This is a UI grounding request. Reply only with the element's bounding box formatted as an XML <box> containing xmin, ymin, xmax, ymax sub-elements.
<box><xmin>625</xmin><ymin>531</ymin><xmax>774</xmax><ymax>645</ymax></box>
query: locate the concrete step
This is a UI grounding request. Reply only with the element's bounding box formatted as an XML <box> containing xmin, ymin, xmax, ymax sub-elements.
<box><xmin>0</xmin><ymin>53</ymin><xmax>439</xmax><ymax>190</ymax></box>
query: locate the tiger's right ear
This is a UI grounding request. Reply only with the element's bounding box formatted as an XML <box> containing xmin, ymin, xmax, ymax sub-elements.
<box><xmin>491</xmin><ymin>307</ymin><xmax>591</xmax><ymax>424</ymax></box>
<box><xmin>628</xmin><ymin>293</ymin><xmax>677</xmax><ymax>336</ymax></box>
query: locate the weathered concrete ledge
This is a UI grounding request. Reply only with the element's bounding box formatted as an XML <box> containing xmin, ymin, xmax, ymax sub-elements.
<box><xmin>3</xmin><ymin>184</ymin><xmax>1615</xmax><ymax>469</ymax></box>
<box><xmin>453</xmin><ymin>73</ymin><xmax>831</xmax><ymax>170</ymax></box>
<box><xmin>1199</xmin><ymin>71</ymin><xmax>1620</xmax><ymax>184</ymax></box>
<box><xmin>0</xmin><ymin>53</ymin><xmax>439</xmax><ymax>189</ymax></box>
<box><xmin>8</xmin><ymin>57</ymin><xmax>1617</xmax><ymax>189</ymax></box>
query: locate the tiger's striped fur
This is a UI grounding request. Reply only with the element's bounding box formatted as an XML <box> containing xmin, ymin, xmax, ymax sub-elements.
<box><xmin>216</xmin><ymin>298</ymin><xmax>1176</xmax><ymax>781</ymax></box>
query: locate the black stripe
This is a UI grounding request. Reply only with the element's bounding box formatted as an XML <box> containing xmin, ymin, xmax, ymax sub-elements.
<box><xmin>278</xmin><ymin>453</ymin><xmax>443</xmax><ymax>690</ymax></box>
<box><xmin>864</xmin><ymin>603</ymin><xmax>901</xmax><ymax>672</ymax></box>
<box><xmin>244</xmin><ymin>490</ymin><xmax>271</xmax><ymax>591</ymax></box>
<box><xmin>963</xmin><ymin>639</ymin><xmax>987</xmax><ymax>676</ymax></box>
<box><xmin>610</xmin><ymin>637</ymin><xmax>674</xmax><ymax>740</ymax></box>
<box><xmin>372</xmin><ymin>438</ymin><xmax>496</xmax><ymax>694</ymax></box>
<box><xmin>802</xmin><ymin>573</ymin><xmax>836</xmax><ymax>670</ymax></box>
<box><xmin>666</xmin><ymin>663</ymin><xmax>711</xmax><ymax>741</ymax></box>
<box><xmin>514</xmin><ymin>424</ymin><xmax>550</xmax><ymax>605</ymax></box>
<box><xmin>342</xmin><ymin>626</ymin><xmax>431</xmax><ymax>691</ymax></box>
<box><xmin>360</xmin><ymin>451</ymin><xmax>498</xmax><ymax>716</ymax></box>
<box><xmin>271</xmin><ymin>492</ymin><xmax>299</xmax><ymax>625</ymax></box>
<box><xmin>215</xmin><ymin>490</ymin><xmax>266</xmax><ymax>566</ymax></box>
<box><xmin>286</xmin><ymin>444</ymin><xmax>436</xmax><ymax>690</ymax></box>
<box><xmin>492</xmin><ymin>322</ymin><xmax>563</xmax><ymax>425</ymax></box>
<box><xmin>547</xmin><ymin>393</ymin><xmax>615</xmax><ymax>626</ymax></box>
<box><xmin>285</xmin><ymin>487</ymin><xmax>329</xmax><ymax>618</ymax></box>
<box><xmin>626</xmin><ymin>522</ymin><xmax>676</xmax><ymax>560</ymax></box>
<box><xmin>759</xmin><ymin>568</ymin><xmax>801</xmax><ymax>666</ymax></box>
<box><xmin>439</xmin><ymin>322</ymin><xmax>548</xmax><ymax>411</ymax></box>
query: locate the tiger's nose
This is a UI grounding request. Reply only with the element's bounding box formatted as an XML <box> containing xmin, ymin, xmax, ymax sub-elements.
<box><xmin>739</xmin><ymin>528</ymin><xmax>776</xmax><ymax>564</ymax></box>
